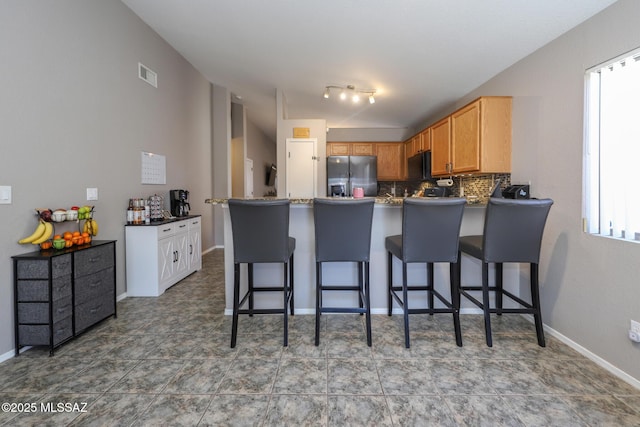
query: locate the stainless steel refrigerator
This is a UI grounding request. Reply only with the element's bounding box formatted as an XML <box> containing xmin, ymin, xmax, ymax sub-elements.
<box><xmin>327</xmin><ymin>156</ymin><xmax>378</xmax><ymax>197</ymax></box>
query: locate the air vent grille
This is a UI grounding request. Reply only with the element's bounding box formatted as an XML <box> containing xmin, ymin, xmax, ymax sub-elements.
<box><xmin>138</xmin><ymin>62</ymin><xmax>157</xmax><ymax>88</ymax></box>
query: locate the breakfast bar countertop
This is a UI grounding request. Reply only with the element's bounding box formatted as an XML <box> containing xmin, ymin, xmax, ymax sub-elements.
<box><xmin>204</xmin><ymin>197</ymin><xmax>487</xmax><ymax>207</ymax></box>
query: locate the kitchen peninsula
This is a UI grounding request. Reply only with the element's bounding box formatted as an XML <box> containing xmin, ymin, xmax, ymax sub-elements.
<box><xmin>206</xmin><ymin>198</ymin><xmax>521</xmax><ymax>315</ymax></box>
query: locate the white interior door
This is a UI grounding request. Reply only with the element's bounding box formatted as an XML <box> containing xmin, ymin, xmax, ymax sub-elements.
<box><xmin>286</xmin><ymin>138</ymin><xmax>317</xmax><ymax>198</ymax></box>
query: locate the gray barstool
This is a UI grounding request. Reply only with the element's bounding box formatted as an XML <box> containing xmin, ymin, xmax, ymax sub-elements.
<box><xmin>458</xmin><ymin>198</ymin><xmax>553</xmax><ymax>347</ymax></box>
<box><xmin>313</xmin><ymin>198</ymin><xmax>375</xmax><ymax>346</ymax></box>
<box><xmin>227</xmin><ymin>199</ymin><xmax>295</xmax><ymax>348</ymax></box>
<box><xmin>386</xmin><ymin>198</ymin><xmax>466</xmax><ymax>348</ymax></box>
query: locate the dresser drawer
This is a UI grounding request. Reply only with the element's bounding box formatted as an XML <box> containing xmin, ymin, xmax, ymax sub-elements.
<box><xmin>18</xmin><ymin>296</ymin><xmax>73</xmax><ymax>324</ymax></box>
<box><xmin>74</xmin><ymin>267</ymin><xmax>114</xmax><ymax>305</ymax></box>
<box><xmin>19</xmin><ymin>316</ymin><xmax>73</xmax><ymax>346</ymax></box>
<box><xmin>17</xmin><ymin>276</ymin><xmax>72</xmax><ymax>302</ymax></box>
<box><xmin>16</xmin><ymin>254</ymin><xmax>71</xmax><ymax>279</ymax></box>
<box><xmin>75</xmin><ymin>293</ymin><xmax>115</xmax><ymax>332</ymax></box>
<box><xmin>74</xmin><ymin>244</ymin><xmax>114</xmax><ymax>278</ymax></box>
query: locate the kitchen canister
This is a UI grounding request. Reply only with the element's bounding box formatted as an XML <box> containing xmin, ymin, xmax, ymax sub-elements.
<box><xmin>353</xmin><ymin>187</ymin><xmax>364</xmax><ymax>198</ymax></box>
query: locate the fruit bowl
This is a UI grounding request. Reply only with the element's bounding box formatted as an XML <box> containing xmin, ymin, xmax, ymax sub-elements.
<box><xmin>66</xmin><ymin>210</ymin><xmax>78</xmax><ymax>221</ymax></box>
<box><xmin>52</xmin><ymin>238</ymin><xmax>66</xmax><ymax>250</ymax></box>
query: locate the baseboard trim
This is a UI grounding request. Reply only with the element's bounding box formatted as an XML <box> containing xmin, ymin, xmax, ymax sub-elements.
<box><xmin>521</xmin><ymin>314</ymin><xmax>640</xmax><ymax>390</ymax></box>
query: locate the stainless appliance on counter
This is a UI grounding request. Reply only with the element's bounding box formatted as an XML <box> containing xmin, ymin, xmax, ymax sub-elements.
<box><xmin>327</xmin><ymin>156</ymin><xmax>377</xmax><ymax>197</ymax></box>
<box><xmin>170</xmin><ymin>189</ymin><xmax>190</xmax><ymax>217</ymax></box>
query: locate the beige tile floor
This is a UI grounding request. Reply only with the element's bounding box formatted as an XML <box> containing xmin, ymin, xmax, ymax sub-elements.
<box><xmin>1</xmin><ymin>249</ymin><xmax>639</xmax><ymax>426</ymax></box>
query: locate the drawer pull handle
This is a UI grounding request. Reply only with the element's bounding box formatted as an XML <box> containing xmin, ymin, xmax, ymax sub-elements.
<box><xmin>162</xmin><ymin>228</ymin><xmax>171</xmax><ymax>232</ymax></box>
<box><xmin>89</xmin><ymin>305</ymin><xmax>102</xmax><ymax>314</ymax></box>
<box><xmin>179</xmin><ymin>224</ymin><xmax>187</xmax><ymax>229</ymax></box>
<box><xmin>89</xmin><ymin>282</ymin><xmax>100</xmax><ymax>288</ymax></box>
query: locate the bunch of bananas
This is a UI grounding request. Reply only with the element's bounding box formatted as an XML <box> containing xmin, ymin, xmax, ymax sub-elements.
<box><xmin>18</xmin><ymin>220</ymin><xmax>54</xmax><ymax>245</ymax></box>
<box><xmin>82</xmin><ymin>218</ymin><xmax>99</xmax><ymax>236</ymax></box>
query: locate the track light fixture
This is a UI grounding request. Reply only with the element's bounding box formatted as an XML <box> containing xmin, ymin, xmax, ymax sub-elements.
<box><xmin>323</xmin><ymin>84</ymin><xmax>376</xmax><ymax>104</ymax></box>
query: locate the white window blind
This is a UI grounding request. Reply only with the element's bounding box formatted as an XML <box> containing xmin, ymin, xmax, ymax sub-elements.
<box><xmin>585</xmin><ymin>49</ymin><xmax>640</xmax><ymax>242</ymax></box>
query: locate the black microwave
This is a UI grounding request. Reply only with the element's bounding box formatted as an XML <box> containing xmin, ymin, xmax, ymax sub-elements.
<box><xmin>407</xmin><ymin>151</ymin><xmax>433</xmax><ymax>181</ymax></box>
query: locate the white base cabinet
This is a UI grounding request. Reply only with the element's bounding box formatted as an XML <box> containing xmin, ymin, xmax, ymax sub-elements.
<box><xmin>126</xmin><ymin>216</ymin><xmax>202</xmax><ymax>297</ymax></box>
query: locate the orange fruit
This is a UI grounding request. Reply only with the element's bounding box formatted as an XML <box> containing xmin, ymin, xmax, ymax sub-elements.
<box><xmin>63</xmin><ymin>231</ymin><xmax>73</xmax><ymax>240</ymax></box>
<box><xmin>53</xmin><ymin>234</ymin><xmax>61</xmax><ymax>240</ymax></box>
<box><xmin>81</xmin><ymin>232</ymin><xmax>89</xmax><ymax>238</ymax></box>
<box><xmin>83</xmin><ymin>236</ymin><xmax>92</xmax><ymax>244</ymax></box>
<box><xmin>72</xmin><ymin>231</ymin><xmax>81</xmax><ymax>237</ymax></box>
<box><xmin>65</xmin><ymin>239</ymin><xmax>73</xmax><ymax>248</ymax></box>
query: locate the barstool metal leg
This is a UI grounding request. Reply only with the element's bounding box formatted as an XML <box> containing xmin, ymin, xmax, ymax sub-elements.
<box><xmin>402</xmin><ymin>262</ymin><xmax>410</xmax><ymax>348</ymax></box>
<box><xmin>231</xmin><ymin>262</ymin><xmax>241</xmax><ymax>348</ymax></box>
<box><xmin>387</xmin><ymin>252</ymin><xmax>393</xmax><ymax>316</ymax></box>
<box><xmin>365</xmin><ymin>261</ymin><xmax>372</xmax><ymax>347</ymax></box>
<box><xmin>482</xmin><ymin>262</ymin><xmax>493</xmax><ymax>347</ymax></box>
<box><xmin>358</xmin><ymin>261</ymin><xmax>364</xmax><ymax>313</ymax></box>
<box><xmin>427</xmin><ymin>262</ymin><xmax>434</xmax><ymax>315</ymax></box>
<box><xmin>450</xmin><ymin>262</ymin><xmax>463</xmax><ymax>347</ymax></box>
<box><xmin>248</xmin><ymin>263</ymin><xmax>254</xmax><ymax>316</ymax></box>
<box><xmin>530</xmin><ymin>263</ymin><xmax>546</xmax><ymax>347</ymax></box>
<box><xmin>495</xmin><ymin>262</ymin><xmax>503</xmax><ymax>315</ymax></box>
<box><xmin>283</xmin><ymin>261</ymin><xmax>289</xmax><ymax>347</ymax></box>
<box><xmin>315</xmin><ymin>261</ymin><xmax>322</xmax><ymax>346</ymax></box>
<box><xmin>289</xmin><ymin>253</ymin><xmax>295</xmax><ymax>315</ymax></box>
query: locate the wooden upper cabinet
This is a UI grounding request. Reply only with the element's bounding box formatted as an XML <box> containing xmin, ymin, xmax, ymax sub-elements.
<box><xmin>420</xmin><ymin>128</ymin><xmax>431</xmax><ymax>151</ymax></box>
<box><xmin>451</xmin><ymin>101</ymin><xmax>481</xmax><ymax>173</ymax></box>
<box><xmin>431</xmin><ymin>116</ymin><xmax>451</xmax><ymax>176</ymax></box>
<box><xmin>451</xmin><ymin>96</ymin><xmax>511</xmax><ymax>175</ymax></box>
<box><xmin>375</xmin><ymin>143</ymin><xmax>405</xmax><ymax>181</ymax></box>
<box><xmin>431</xmin><ymin>96</ymin><xmax>512</xmax><ymax>177</ymax></box>
<box><xmin>351</xmin><ymin>143</ymin><xmax>374</xmax><ymax>156</ymax></box>
<box><xmin>327</xmin><ymin>142</ymin><xmax>350</xmax><ymax>156</ymax></box>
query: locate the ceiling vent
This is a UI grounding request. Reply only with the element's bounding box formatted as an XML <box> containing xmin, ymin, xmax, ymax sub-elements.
<box><xmin>138</xmin><ymin>62</ymin><xmax>157</xmax><ymax>88</ymax></box>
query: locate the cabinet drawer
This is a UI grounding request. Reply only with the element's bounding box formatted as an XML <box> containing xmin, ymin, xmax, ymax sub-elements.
<box><xmin>19</xmin><ymin>316</ymin><xmax>73</xmax><ymax>346</ymax></box>
<box><xmin>188</xmin><ymin>217</ymin><xmax>201</xmax><ymax>229</ymax></box>
<box><xmin>16</xmin><ymin>254</ymin><xmax>71</xmax><ymax>279</ymax></box>
<box><xmin>175</xmin><ymin>220</ymin><xmax>188</xmax><ymax>234</ymax></box>
<box><xmin>75</xmin><ymin>293</ymin><xmax>115</xmax><ymax>332</ymax></box>
<box><xmin>17</xmin><ymin>276</ymin><xmax>72</xmax><ymax>302</ymax></box>
<box><xmin>158</xmin><ymin>223</ymin><xmax>176</xmax><ymax>239</ymax></box>
<box><xmin>74</xmin><ymin>244</ymin><xmax>114</xmax><ymax>278</ymax></box>
<box><xmin>74</xmin><ymin>267</ymin><xmax>114</xmax><ymax>305</ymax></box>
<box><xmin>18</xmin><ymin>296</ymin><xmax>73</xmax><ymax>324</ymax></box>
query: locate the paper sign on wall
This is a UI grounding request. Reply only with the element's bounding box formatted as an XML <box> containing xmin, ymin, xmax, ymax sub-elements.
<box><xmin>141</xmin><ymin>151</ymin><xmax>166</xmax><ymax>184</ymax></box>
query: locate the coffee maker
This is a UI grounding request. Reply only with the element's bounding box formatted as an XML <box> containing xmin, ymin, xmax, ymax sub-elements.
<box><xmin>169</xmin><ymin>189</ymin><xmax>190</xmax><ymax>217</ymax></box>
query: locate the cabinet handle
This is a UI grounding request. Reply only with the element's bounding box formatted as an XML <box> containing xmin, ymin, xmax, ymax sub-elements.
<box><xmin>179</xmin><ymin>224</ymin><xmax>186</xmax><ymax>229</ymax></box>
<box><xmin>189</xmin><ymin>244</ymin><xmax>193</xmax><ymax>255</ymax></box>
<box><xmin>162</xmin><ymin>228</ymin><xmax>171</xmax><ymax>232</ymax></box>
<box><xmin>89</xmin><ymin>282</ymin><xmax>100</xmax><ymax>288</ymax></box>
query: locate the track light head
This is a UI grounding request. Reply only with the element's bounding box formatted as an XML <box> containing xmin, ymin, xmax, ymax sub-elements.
<box><xmin>323</xmin><ymin>84</ymin><xmax>378</xmax><ymax>104</ymax></box>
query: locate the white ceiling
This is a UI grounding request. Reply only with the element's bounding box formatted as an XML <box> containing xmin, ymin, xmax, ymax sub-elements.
<box><xmin>122</xmin><ymin>0</ymin><xmax>618</xmax><ymax>140</ymax></box>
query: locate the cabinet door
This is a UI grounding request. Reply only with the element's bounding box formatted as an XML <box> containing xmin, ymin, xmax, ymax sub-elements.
<box><xmin>158</xmin><ymin>237</ymin><xmax>174</xmax><ymax>288</ymax></box>
<box><xmin>431</xmin><ymin>117</ymin><xmax>451</xmax><ymax>176</ymax></box>
<box><xmin>173</xmin><ymin>232</ymin><xmax>189</xmax><ymax>280</ymax></box>
<box><xmin>351</xmin><ymin>143</ymin><xmax>374</xmax><ymax>156</ymax></box>
<box><xmin>327</xmin><ymin>142</ymin><xmax>350</xmax><ymax>156</ymax></box>
<box><xmin>420</xmin><ymin>128</ymin><xmax>431</xmax><ymax>151</ymax></box>
<box><xmin>188</xmin><ymin>220</ymin><xmax>202</xmax><ymax>272</ymax></box>
<box><xmin>376</xmin><ymin>143</ymin><xmax>405</xmax><ymax>181</ymax></box>
<box><xmin>451</xmin><ymin>100</ymin><xmax>481</xmax><ymax>173</ymax></box>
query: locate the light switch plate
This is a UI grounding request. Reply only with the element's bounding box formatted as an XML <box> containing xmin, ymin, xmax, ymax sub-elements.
<box><xmin>86</xmin><ymin>188</ymin><xmax>98</xmax><ymax>201</ymax></box>
<box><xmin>0</xmin><ymin>186</ymin><xmax>11</xmax><ymax>204</ymax></box>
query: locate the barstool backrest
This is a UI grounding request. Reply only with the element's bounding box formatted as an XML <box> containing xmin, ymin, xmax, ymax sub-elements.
<box><xmin>482</xmin><ymin>198</ymin><xmax>553</xmax><ymax>263</ymax></box>
<box><xmin>313</xmin><ymin>198</ymin><xmax>375</xmax><ymax>262</ymax></box>
<box><xmin>228</xmin><ymin>199</ymin><xmax>291</xmax><ymax>263</ymax></box>
<box><xmin>402</xmin><ymin>198</ymin><xmax>466</xmax><ymax>263</ymax></box>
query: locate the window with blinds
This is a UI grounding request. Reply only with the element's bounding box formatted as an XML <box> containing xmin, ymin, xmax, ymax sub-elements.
<box><xmin>584</xmin><ymin>47</ymin><xmax>640</xmax><ymax>242</ymax></box>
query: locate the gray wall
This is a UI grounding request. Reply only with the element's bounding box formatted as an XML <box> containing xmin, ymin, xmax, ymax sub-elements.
<box><xmin>446</xmin><ymin>0</ymin><xmax>640</xmax><ymax>382</ymax></box>
<box><xmin>0</xmin><ymin>0</ymin><xmax>214</xmax><ymax>357</ymax></box>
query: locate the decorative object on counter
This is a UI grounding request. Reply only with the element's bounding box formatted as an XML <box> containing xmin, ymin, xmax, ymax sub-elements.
<box><xmin>352</xmin><ymin>187</ymin><xmax>364</xmax><ymax>198</ymax></box>
<box><xmin>458</xmin><ymin>198</ymin><xmax>553</xmax><ymax>347</ymax></box>
<box><xmin>148</xmin><ymin>194</ymin><xmax>164</xmax><ymax>221</ymax></box>
<box><xmin>386</xmin><ymin>198</ymin><xmax>466</xmax><ymax>348</ymax></box>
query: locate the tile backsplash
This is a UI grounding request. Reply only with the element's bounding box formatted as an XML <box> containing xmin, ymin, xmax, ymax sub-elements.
<box><xmin>379</xmin><ymin>174</ymin><xmax>511</xmax><ymax>203</ymax></box>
